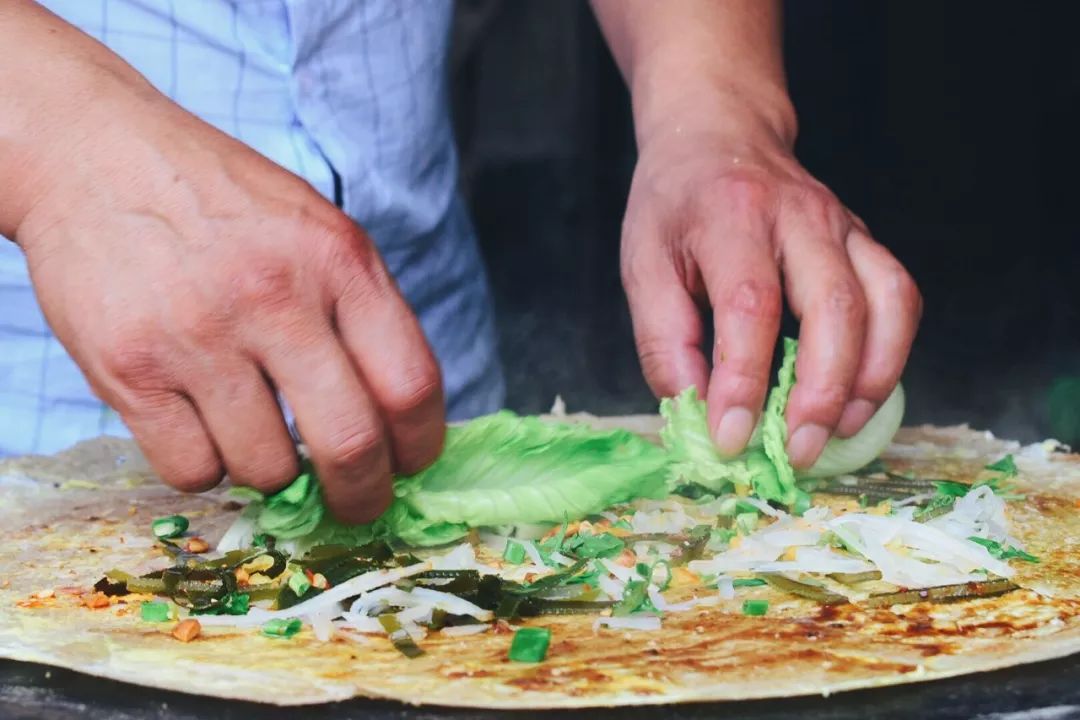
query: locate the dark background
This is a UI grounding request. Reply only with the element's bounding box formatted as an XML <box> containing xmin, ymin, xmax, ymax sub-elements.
<box><xmin>450</xmin><ymin>0</ymin><xmax>1080</xmax><ymax>445</ymax></box>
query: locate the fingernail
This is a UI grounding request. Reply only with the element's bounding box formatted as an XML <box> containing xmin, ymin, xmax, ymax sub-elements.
<box><xmin>788</xmin><ymin>423</ymin><xmax>830</xmax><ymax>469</ymax></box>
<box><xmin>713</xmin><ymin>407</ymin><xmax>756</xmax><ymax>456</ymax></box>
<box><xmin>836</xmin><ymin>399</ymin><xmax>877</xmax><ymax>438</ymax></box>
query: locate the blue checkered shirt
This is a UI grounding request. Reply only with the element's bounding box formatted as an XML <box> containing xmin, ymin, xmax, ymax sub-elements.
<box><xmin>0</xmin><ymin>0</ymin><xmax>504</xmax><ymax>455</ymax></box>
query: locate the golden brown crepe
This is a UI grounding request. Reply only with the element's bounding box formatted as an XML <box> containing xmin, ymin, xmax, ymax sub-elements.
<box><xmin>2</xmin><ymin>422</ymin><xmax>1080</xmax><ymax>708</ymax></box>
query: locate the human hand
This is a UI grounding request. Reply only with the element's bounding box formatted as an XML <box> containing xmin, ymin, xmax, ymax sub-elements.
<box><xmin>10</xmin><ymin>60</ymin><xmax>444</xmax><ymax>522</ymax></box>
<box><xmin>621</xmin><ymin>104</ymin><xmax>921</xmax><ymax>469</ymax></box>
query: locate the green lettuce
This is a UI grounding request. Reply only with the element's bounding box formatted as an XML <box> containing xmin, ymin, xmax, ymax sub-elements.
<box><xmin>242</xmin><ymin>411</ymin><xmax>669</xmax><ymax>548</ymax></box>
<box><xmin>660</xmin><ymin>337</ymin><xmax>804</xmax><ymax>508</ymax></box>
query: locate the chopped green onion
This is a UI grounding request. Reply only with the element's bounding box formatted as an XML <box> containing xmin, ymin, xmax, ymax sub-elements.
<box><xmin>986</xmin><ymin>454</ymin><xmax>1018</xmax><ymax>477</ymax></box>
<box><xmin>287</xmin><ymin>571</ymin><xmax>312</xmax><ymax>596</ymax></box>
<box><xmin>742</xmin><ymin>599</ymin><xmax>769</xmax><ymax>616</ymax></box>
<box><xmin>732</xmin><ymin>578</ymin><xmax>767</xmax><ymax>588</ymax></box>
<box><xmin>613</xmin><ymin>518</ymin><xmax>632</xmax><ymax>531</ymax></box>
<box><xmin>508</xmin><ymin>627</ymin><xmax>551</xmax><ymax>663</ymax></box>
<box><xmin>968</xmin><ymin>537</ymin><xmax>1039</xmax><ymax>563</ymax></box>
<box><xmin>261</xmin><ymin>617</ymin><xmax>302</xmax><ymax>638</ymax></box>
<box><xmin>140</xmin><ymin>601</ymin><xmax>171</xmax><ymax>623</ymax></box>
<box><xmin>151</xmin><ymin>515</ymin><xmax>189</xmax><ymax>539</ymax></box>
<box><xmin>612</xmin><ymin>580</ymin><xmax>649</xmax><ymax>616</ymax></box>
<box><xmin>502</xmin><ymin>540</ymin><xmax>526</xmax><ymax>565</ymax></box>
<box><xmin>563</xmin><ymin>532</ymin><xmax>625</xmax><ymax>560</ymax></box>
<box><xmin>221</xmin><ymin>592</ymin><xmax>250</xmax><ymax>615</ymax></box>
<box><xmin>650</xmin><ymin>560</ymin><xmax>673</xmax><ymax>591</ymax></box>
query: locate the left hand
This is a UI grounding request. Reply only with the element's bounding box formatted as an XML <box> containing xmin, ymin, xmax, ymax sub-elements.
<box><xmin>621</xmin><ymin>105</ymin><xmax>922</xmax><ymax>468</ymax></box>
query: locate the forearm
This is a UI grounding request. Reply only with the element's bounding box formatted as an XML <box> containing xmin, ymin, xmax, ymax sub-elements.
<box><xmin>590</xmin><ymin>0</ymin><xmax>796</xmax><ymax>149</ymax></box>
<box><xmin>0</xmin><ymin>0</ymin><xmax>161</xmax><ymax>238</ymax></box>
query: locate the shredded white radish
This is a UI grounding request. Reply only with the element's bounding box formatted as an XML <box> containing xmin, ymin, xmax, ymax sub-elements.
<box><xmin>549</xmin><ymin>551</ymin><xmax>576</xmax><ymax>567</ymax></box>
<box><xmin>521</xmin><ymin>541</ymin><xmax>547</xmax><ymax>568</ymax></box>
<box><xmin>256</xmin><ymin>561</ymin><xmax>432</xmax><ymax>621</ymax></box>
<box><xmin>597</xmin><ymin>573</ymin><xmax>626</xmax><ymax>601</ymax></box>
<box><xmin>738</xmin><ymin>497</ymin><xmax>785</xmax><ymax>518</ymax></box>
<box><xmin>337</xmin><ymin>612</ymin><xmax>384</xmax><ymax>633</ymax></box>
<box><xmin>893</xmin><ymin>492</ymin><xmax>935</xmax><ymax>508</ymax></box>
<box><xmin>646</xmin><ymin>585</ymin><xmax>718</xmax><ymax>612</ymax></box>
<box><xmin>410</xmin><ymin>587</ymin><xmax>494</xmax><ymax>621</ymax></box>
<box><xmin>440</xmin><ymin>624</ymin><xmax>491</xmax><ymax>637</ymax></box>
<box><xmin>717</xmin><ymin>577</ymin><xmax>735</xmax><ymax>600</ymax></box>
<box><xmin>431</xmin><ymin>543</ymin><xmax>477</xmax><ymax>570</ymax></box>
<box><xmin>600</xmin><ymin>559</ymin><xmax>640</xmax><ymax>583</ymax></box>
<box><xmin>309</xmin><ymin>608</ymin><xmax>336</xmax><ymax>641</ymax></box>
<box><xmin>594</xmin><ymin>614</ymin><xmax>662</xmax><ymax>632</ymax></box>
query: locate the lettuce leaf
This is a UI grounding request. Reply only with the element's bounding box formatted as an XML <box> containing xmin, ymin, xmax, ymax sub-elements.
<box><xmin>759</xmin><ymin>337</ymin><xmax>807</xmax><ymax>507</ymax></box>
<box><xmin>659</xmin><ymin>387</ymin><xmax>754</xmax><ymax>494</ymax></box>
<box><xmin>239</xmin><ymin>411</ymin><xmax>669</xmax><ymax>548</ymax></box>
<box><xmin>389</xmin><ymin>412</ymin><xmax>669</xmax><ymax>540</ymax></box>
<box><xmin>660</xmin><ymin>338</ymin><xmax>805</xmax><ymax>509</ymax></box>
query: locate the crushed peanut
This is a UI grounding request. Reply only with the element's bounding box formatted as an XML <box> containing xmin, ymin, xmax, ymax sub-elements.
<box><xmin>185</xmin><ymin>538</ymin><xmax>210</xmax><ymax>554</ymax></box>
<box><xmin>80</xmin><ymin>592</ymin><xmax>111</xmax><ymax>609</ymax></box>
<box><xmin>311</xmin><ymin>573</ymin><xmax>329</xmax><ymax>590</ymax></box>
<box><xmin>172</xmin><ymin>619</ymin><xmax>201</xmax><ymax>643</ymax></box>
<box><xmin>615</xmin><ymin>548</ymin><xmax>637</xmax><ymax>568</ymax></box>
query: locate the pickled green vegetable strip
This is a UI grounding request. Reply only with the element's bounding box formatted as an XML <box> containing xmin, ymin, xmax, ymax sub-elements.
<box><xmin>533</xmin><ymin>600</ymin><xmax>614</xmax><ymax>615</ymax></box>
<box><xmin>863</xmin><ymin>579</ymin><xmax>1017</xmax><ymax>608</ymax></box>
<box><xmin>378</xmin><ymin>615</ymin><xmax>424</xmax><ymax>658</ymax></box>
<box><xmin>731</xmin><ymin>578</ymin><xmax>767</xmax><ymax>588</ymax></box>
<box><xmin>761</xmin><ymin>574</ymin><xmax>847</xmax><ymax>605</ymax></box>
<box><xmin>508</xmin><ymin>627</ymin><xmax>551</xmax><ymax>663</ymax></box>
<box><xmin>261</xmin><ymin>618</ymin><xmax>303</xmax><ymax>638</ymax></box>
<box><xmin>140</xmin><ymin>601</ymin><xmax>170</xmax><ymax>623</ymax></box>
<box><xmin>830</xmin><ymin>571</ymin><xmax>883</xmax><ymax>584</ymax></box>
<box><xmin>742</xmin><ymin>599</ymin><xmax>769</xmax><ymax>616</ymax></box>
<box><xmin>151</xmin><ymin>515</ymin><xmax>189</xmax><ymax>539</ymax></box>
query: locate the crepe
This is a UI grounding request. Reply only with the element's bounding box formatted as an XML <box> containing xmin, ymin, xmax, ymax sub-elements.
<box><xmin>2</xmin><ymin>421</ymin><xmax>1080</xmax><ymax>709</ymax></box>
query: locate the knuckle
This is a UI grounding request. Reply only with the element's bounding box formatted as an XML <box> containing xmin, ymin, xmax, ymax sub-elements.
<box><xmin>383</xmin><ymin>363</ymin><xmax>442</xmax><ymax>419</ymax></box>
<box><xmin>230</xmin><ymin>449</ymin><xmax>299</xmax><ymax>492</ymax></box>
<box><xmin>806</xmin><ymin>383</ymin><xmax>850</xmax><ymax>418</ymax></box>
<box><xmin>165</xmin><ymin>458</ymin><xmax>224</xmax><ymax>493</ymax></box>
<box><xmin>822</xmin><ymin>278</ymin><xmax>866</xmax><ymax>322</ymax></box>
<box><xmin>319</xmin><ymin>423</ymin><xmax>385</xmax><ymax>474</ymax></box>
<box><xmin>234</xmin><ymin>260</ymin><xmax>298</xmax><ymax>314</ymax></box>
<box><xmin>790</xmin><ymin>187</ymin><xmax>847</xmax><ymax>234</ymax></box>
<box><xmin>726</xmin><ymin>279</ymin><xmax>782</xmax><ymax>322</ymax></box>
<box><xmin>707</xmin><ymin>173</ymin><xmax>775</xmax><ymax>215</ymax></box>
<box><xmin>635</xmin><ymin>337</ymin><xmax>679</xmax><ymax>396</ymax></box>
<box><xmin>102</xmin><ymin>335</ymin><xmax>165</xmax><ymax>390</ymax></box>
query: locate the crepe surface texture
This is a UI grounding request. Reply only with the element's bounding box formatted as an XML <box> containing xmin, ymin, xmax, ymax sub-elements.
<box><xmin>2</xmin><ymin>418</ymin><xmax>1080</xmax><ymax>709</ymax></box>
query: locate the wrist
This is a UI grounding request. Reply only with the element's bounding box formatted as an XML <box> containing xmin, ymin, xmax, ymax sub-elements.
<box><xmin>630</xmin><ymin>61</ymin><xmax>798</xmax><ymax>156</ymax></box>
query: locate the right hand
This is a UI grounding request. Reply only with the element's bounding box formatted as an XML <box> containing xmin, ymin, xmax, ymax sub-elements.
<box><xmin>9</xmin><ymin>43</ymin><xmax>444</xmax><ymax>523</ymax></box>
